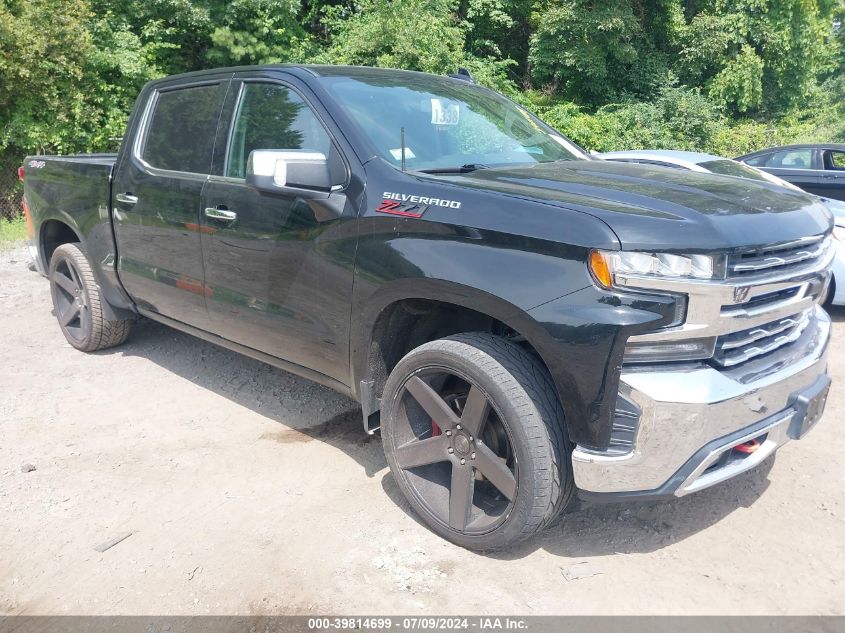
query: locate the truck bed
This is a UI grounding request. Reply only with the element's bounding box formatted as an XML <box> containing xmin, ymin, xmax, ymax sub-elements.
<box><xmin>23</xmin><ymin>153</ymin><xmax>122</xmax><ymax>304</ymax></box>
<box><xmin>24</xmin><ymin>153</ymin><xmax>116</xmax><ymax>228</ymax></box>
<box><xmin>33</xmin><ymin>153</ymin><xmax>118</xmax><ymax>167</ymax></box>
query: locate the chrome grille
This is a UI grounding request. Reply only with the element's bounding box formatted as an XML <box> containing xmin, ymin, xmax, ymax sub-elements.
<box><xmin>728</xmin><ymin>235</ymin><xmax>830</xmax><ymax>278</ymax></box>
<box><xmin>722</xmin><ymin>286</ymin><xmax>801</xmax><ymax>313</ymax></box>
<box><xmin>713</xmin><ymin>311</ymin><xmax>811</xmax><ymax>367</ymax></box>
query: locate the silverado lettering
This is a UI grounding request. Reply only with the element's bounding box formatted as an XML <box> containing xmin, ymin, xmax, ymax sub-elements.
<box><xmin>383</xmin><ymin>191</ymin><xmax>462</xmax><ymax>208</ymax></box>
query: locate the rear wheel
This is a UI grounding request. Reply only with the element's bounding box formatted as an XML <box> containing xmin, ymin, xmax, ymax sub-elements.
<box><xmin>49</xmin><ymin>243</ymin><xmax>131</xmax><ymax>352</ymax></box>
<box><xmin>381</xmin><ymin>333</ymin><xmax>573</xmax><ymax>551</ymax></box>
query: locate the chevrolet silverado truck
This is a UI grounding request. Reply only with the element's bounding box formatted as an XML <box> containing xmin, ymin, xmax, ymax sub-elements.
<box><xmin>21</xmin><ymin>65</ymin><xmax>834</xmax><ymax>551</ymax></box>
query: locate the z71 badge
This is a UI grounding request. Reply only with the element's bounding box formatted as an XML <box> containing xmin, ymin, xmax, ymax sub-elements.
<box><xmin>376</xmin><ymin>191</ymin><xmax>461</xmax><ymax>218</ymax></box>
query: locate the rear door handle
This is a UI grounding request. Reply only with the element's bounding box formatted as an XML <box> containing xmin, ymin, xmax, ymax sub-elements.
<box><xmin>115</xmin><ymin>192</ymin><xmax>138</xmax><ymax>204</ymax></box>
<box><xmin>204</xmin><ymin>206</ymin><xmax>237</xmax><ymax>221</ymax></box>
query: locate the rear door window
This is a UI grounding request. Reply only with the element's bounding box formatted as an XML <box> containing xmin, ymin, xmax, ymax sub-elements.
<box><xmin>823</xmin><ymin>150</ymin><xmax>845</xmax><ymax>171</ymax></box>
<box><xmin>142</xmin><ymin>83</ymin><xmax>227</xmax><ymax>174</ymax></box>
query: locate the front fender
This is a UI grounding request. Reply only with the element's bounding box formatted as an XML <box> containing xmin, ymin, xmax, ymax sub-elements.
<box><xmin>349</xmin><ymin>219</ymin><xmax>677</xmax><ymax>449</ymax></box>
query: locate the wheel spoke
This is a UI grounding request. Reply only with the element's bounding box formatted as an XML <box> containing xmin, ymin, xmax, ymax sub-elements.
<box><xmin>79</xmin><ymin>305</ymin><xmax>90</xmax><ymax>333</ymax></box>
<box><xmin>460</xmin><ymin>385</ymin><xmax>490</xmax><ymax>437</ymax></box>
<box><xmin>474</xmin><ymin>443</ymin><xmax>516</xmax><ymax>501</ymax></box>
<box><xmin>404</xmin><ymin>376</ymin><xmax>460</xmax><ymax>429</ymax></box>
<box><xmin>449</xmin><ymin>465</ymin><xmax>475</xmax><ymax>530</ymax></box>
<box><xmin>54</xmin><ymin>271</ymin><xmax>76</xmax><ymax>295</ymax></box>
<box><xmin>60</xmin><ymin>302</ymin><xmax>80</xmax><ymax>326</ymax></box>
<box><xmin>66</xmin><ymin>264</ymin><xmax>80</xmax><ymax>288</ymax></box>
<box><xmin>394</xmin><ymin>435</ymin><xmax>450</xmax><ymax>469</ymax></box>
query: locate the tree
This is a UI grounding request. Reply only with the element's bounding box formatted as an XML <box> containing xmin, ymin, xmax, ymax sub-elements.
<box><xmin>320</xmin><ymin>0</ymin><xmax>467</xmax><ymax>74</ymax></box>
<box><xmin>678</xmin><ymin>0</ymin><xmax>840</xmax><ymax>114</ymax></box>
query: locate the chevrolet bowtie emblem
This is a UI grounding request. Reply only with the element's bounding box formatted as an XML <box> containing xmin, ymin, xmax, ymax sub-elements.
<box><xmin>733</xmin><ymin>286</ymin><xmax>752</xmax><ymax>303</ymax></box>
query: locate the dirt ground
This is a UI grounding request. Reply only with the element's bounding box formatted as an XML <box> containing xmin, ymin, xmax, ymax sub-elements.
<box><xmin>1</xmin><ymin>242</ymin><xmax>843</xmax><ymax>616</ymax></box>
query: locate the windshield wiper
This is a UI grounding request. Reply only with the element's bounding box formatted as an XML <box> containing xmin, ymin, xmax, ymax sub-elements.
<box><xmin>418</xmin><ymin>163</ymin><xmax>490</xmax><ymax>174</ymax></box>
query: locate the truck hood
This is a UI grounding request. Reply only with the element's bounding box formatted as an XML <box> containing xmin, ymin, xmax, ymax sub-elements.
<box><xmin>446</xmin><ymin>160</ymin><xmax>832</xmax><ymax>251</ymax></box>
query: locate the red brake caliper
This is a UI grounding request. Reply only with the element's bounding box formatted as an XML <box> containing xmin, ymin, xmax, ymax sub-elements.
<box><xmin>431</xmin><ymin>420</ymin><xmax>442</xmax><ymax>436</ymax></box>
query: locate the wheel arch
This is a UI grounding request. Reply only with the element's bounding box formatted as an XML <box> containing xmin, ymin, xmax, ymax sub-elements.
<box><xmin>39</xmin><ymin>215</ymin><xmax>134</xmax><ymax>321</ymax></box>
<box><xmin>351</xmin><ymin>279</ymin><xmax>575</xmax><ymax>435</ymax></box>
<box><xmin>40</xmin><ymin>216</ymin><xmax>84</xmax><ymax>272</ymax></box>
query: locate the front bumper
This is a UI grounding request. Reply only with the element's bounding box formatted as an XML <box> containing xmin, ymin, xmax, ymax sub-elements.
<box><xmin>573</xmin><ymin>304</ymin><xmax>831</xmax><ymax>500</ymax></box>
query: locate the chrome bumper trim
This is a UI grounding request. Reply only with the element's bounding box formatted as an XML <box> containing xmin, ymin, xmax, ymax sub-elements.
<box><xmin>572</xmin><ymin>305</ymin><xmax>831</xmax><ymax>495</ymax></box>
<box><xmin>675</xmin><ymin>411</ymin><xmax>792</xmax><ymax>496</ymax></box>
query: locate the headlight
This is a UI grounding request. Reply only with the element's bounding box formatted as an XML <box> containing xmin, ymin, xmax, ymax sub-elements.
<box><xmin>589</xmin><ymin>250</ymin><xmax>723</xmax><ymax>289</ymax></box>
<box><xmin>833</xmin><ymin>225</ymin><xmax>845</xmax><ymax>242</ymax></box>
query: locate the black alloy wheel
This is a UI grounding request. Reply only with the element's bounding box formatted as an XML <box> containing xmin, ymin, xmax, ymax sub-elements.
<box><xmin>51</xmin><ymin>255</ymin><xmax>90</xmax><ymax>346</ymax></box>
<box><xmin>48</xmin><ymin>243</ymin><xmax>131</xmax><ymax>352</ymax></box>
<box><xmin>382</xmin><ymin>333</ymin><xmax>573</xmax><ymax>551</ymax></box>
<box><xmin>391</xmin><ymin>370</ymin><xmax>518</xmax><ymax>534</ymax></box>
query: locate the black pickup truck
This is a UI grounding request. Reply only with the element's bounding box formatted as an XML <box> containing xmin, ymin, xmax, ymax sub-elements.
<box><xmin>21</xmin><ymin>65</ymin><xmax>834</xmax><ymax>550</ymax></box>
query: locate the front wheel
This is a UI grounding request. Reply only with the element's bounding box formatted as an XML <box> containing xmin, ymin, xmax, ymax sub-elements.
<box><xmin>49</xmin><ymin>243</ymin><xmax>131</xmax><ymax>352</ymax></box>
<box><xmin>381</xmin><ymin>333</ymin><xmax>573</xmax><ymax>551</ymax></box>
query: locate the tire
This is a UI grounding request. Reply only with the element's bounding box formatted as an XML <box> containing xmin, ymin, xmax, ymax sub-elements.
<box><xmin>49</xmin><ymin>243</ymin><xmax>131</xmax><ymax>352</ymax></box>
<box><xmin>381</xmin><ymin>332</ymin><xmax>574</xmax><ymax>551</ymax></box>
<box><xmin>822</xmin><ymin>275</ymin><xmax>836</xmax><ymax>308</ymax></box>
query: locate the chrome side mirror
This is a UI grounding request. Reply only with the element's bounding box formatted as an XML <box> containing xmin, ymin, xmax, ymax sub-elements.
<box><xmin>246</xmin><ymin>150</ymin><xmax>333</xmax><ymax>193</ymax></box>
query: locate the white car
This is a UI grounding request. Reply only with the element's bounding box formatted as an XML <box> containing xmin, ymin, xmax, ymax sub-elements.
<box><xmin>599</xmin><ymin>149</ymin><xmax>845</xmax><ymax>306</ymax></box>
<box><xmin>828</xmin><ymin>200</ymin><xmax>845</xmax><ymax>305</ymax></box>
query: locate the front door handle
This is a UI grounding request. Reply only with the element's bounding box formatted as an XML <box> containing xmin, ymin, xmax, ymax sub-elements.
<box><xmin>204</xmin><ymin>206</ymin><xmax>237</xmax><ymax>221</ymax></box>
<box><xmin>115</xmin><ymin>192</ymin><xmax>138</xmax><ymax>204</ymax></box>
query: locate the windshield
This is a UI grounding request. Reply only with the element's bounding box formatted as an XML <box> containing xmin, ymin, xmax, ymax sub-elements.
<box><xmin>699</xmin><ymin>159</ymin><xmax>770</xmax><ymax>180</ymax></box>
<box><xmin>700</xmin><ymin>159</ymin><xmax>802</xmax><ymax>190</ymax></box>
<box><xmin>318</xmin><ymin>72</ymin><xmax>587</xmax><ymax>171</ymax></box>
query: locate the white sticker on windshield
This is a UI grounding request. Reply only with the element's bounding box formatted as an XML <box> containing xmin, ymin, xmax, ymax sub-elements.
<box><xmin>389</xmin><ymin>147</ymin><xmax>416</xmax><ymax>161</ymax></box>
<box><xmin>431</xmin><ymin>99</ymin><xmax>460</xmax><ymax>125</ymax></box>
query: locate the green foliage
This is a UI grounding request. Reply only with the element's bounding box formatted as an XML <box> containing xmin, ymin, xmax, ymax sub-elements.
<box><xmin>708</xmin><ymin>44</ymin><xmax>765</xmax><ymax>113</ymax></box>
<box><xmin>320</xmin><ymin>0</ymin><xmax>466</xmax><ymax>74</ymax></box>
<box><xmin>205</xmin><ymin>0</ymin><xmax>310</xmax><ymax>66</ymax></box>
<box><xmin>0</xmin><ymin>0</ymin><xmax>843</xmax><ymax>181</ymax></box>
<box><xmin>532</xmin><ymin>87</ymin><xmax>721</xmax><ymax>153</ymax></box>
<box><xmin>677</xmin><ymin>0</ymin><xmax>841</xmax><ymax>115</ymax></box>
<box><xmin>0</xmin><ymin>215</ymin><xmax>27</xmax><ymax>247</ymax></box>
<box><xmin>528</xmin><ymin>1</ymin><xmax>642</xmax><ymax>103</ymax></box>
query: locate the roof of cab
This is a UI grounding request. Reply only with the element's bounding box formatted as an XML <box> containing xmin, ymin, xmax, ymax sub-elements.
<box><xmin>144</xmin><ymin>64</ymin><xmax>467</xmax><ymax>89</ymax></box>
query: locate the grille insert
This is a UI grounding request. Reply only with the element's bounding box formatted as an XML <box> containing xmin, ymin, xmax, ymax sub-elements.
<box><xmin>713</xmin><ymin>312</ymin><xmax>811</xmax><ymax>367</ymax></box>
<box><xmin>728</xmin><ymin>236</ymin><xmax>829</xmax><ymax>277</ymax></box>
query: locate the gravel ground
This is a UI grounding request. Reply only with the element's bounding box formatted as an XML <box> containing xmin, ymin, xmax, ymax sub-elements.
<box><xmin>1</xmin><ymin>242</ymin><xmax>843</xmax><ymax>615</ymax></box>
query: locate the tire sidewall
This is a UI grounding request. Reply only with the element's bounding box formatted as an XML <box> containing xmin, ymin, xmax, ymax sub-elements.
<box><xmin>382</xmin><ymin>340</ymin><xmax>558</xmax><ymax>551</ymax></box>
